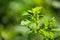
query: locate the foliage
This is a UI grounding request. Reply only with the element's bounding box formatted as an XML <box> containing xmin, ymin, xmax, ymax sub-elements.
<box><xmin>0</xmin><ymin>0</ymin><xmax>60</xmax><ymax>40</ymax></box>
<box><xmin>20</xmin><ymin>7</ymin><xmax>56</xmax><ymax>40</ymax></box>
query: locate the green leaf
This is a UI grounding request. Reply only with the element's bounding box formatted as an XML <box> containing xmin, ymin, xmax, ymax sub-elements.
<box><xmin>51</xmin><ymin>28</ymin><xmax>60</xmax><ymax>31</ymax></box>
<box><xmin>22</xmin><ymin>11</ymin><xmax>29</xmax><ymax>16</ymax></box>
<box><xmin>29</xmin><ymin>23</ymin><xmax>37</xmax><ymax>29</ymax></box>
<box><xmin>28</xmin><ymin>10</ymin><xmax>33</xmax><ymax>13</ymax></box>
<box><xmin>50</xmin><ymin>17</ymin><xmax>55</xmax><ymax>27</ymax></box>
<box><xmin>32</xmin><ymin>7</ymin><xmax>42</xmax><ymax>14</ymax></box>
<box><xmin>14</xmin><ymin>25</ymin><xmax>30</xmax><ymax>34</ymax></box>
<box><xmin>20</xmin><ymin>19</ymin><xmax>31</xmax><ymax>25</ymax></box>
<box><xmin>28</xmin><ymin>7</ymin><xmax>42</xmax><ymax>14</ymax></box>
<box><xmin>50</xmin><ymin>17</ymin><xmax>55</xmax><ymax>22</ymax></box>
<box><xmin>49</xmin><ymin>32</ymin><xmax>54</xmax><ymax>39</ymax></box>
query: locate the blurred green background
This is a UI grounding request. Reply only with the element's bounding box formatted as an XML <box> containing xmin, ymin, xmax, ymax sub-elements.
<box><xmin>0</xmin><ymin>0</ymin><xmax>60</xmax><ymax>40</ymax></box>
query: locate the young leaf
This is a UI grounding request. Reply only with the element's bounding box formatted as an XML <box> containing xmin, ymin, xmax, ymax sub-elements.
<box><xmin>50</xmin><ymin>17</ymin><xmax>55</xmax><ymax>27</ymax></box>
<box><xmin>20</xmin><ymin>19</ymin><xmax>31</xmax><ymax>25</ymax></box>
<box><xmin>32</xmin><ymin>7</ymin><xmax>42</xmax><ymax>14</ymax></box>
<box><xmin>22</xmin><ymin>11</ymin><xmax>29</xmax><ymax>16</ymax></box>
<box><xmin>28</xmin><ymin>7</ymin><xmax>42</xmax><ymax>14</ymax></box>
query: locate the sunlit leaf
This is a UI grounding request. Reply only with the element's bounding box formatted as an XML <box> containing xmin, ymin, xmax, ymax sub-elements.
<box><xmin>20</xmin><ymin>19</ymin><xmax>31</xmax><ymax>25</ymax></box>
<box><xmin>50</xmin><ymin>17</ymin><xmax>55</xmax><ymax>27</ymax></box>
<box><xmin>28</xmin><ymin>7</ymin><xmax>42</xmax><ymax>14</ymax></box>
<box><xmin>22</xmin><ymin>11</ymin><xmax>29</xmax><ymax>16</ymax></box>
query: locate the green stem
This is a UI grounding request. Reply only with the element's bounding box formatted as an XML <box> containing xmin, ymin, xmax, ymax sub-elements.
<box><xmin>36</xmin><ymin>13</ymin><xmax>40</xmax><ymax>28</ymax></box>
